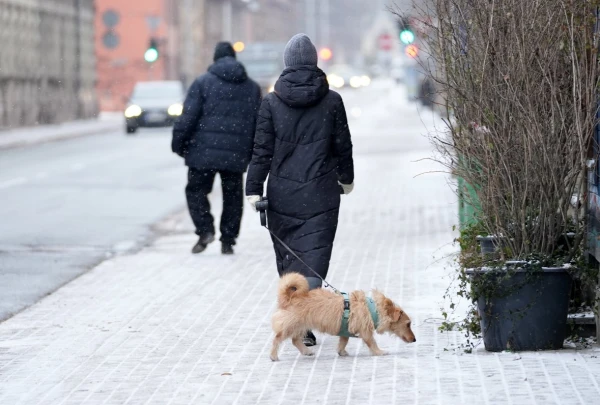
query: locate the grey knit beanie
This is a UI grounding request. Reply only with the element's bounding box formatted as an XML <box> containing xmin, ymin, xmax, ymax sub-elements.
<box><xmin>283</xmin><ymin>34</ymin><xmax>318</xmax><ymax>67</ymax></box>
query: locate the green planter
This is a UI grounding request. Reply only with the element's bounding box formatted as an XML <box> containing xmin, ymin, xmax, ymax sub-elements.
<box><xmin>458</xmin><ymin>175</ymin><xmax>481</xmax><ymax>229</ymax></box>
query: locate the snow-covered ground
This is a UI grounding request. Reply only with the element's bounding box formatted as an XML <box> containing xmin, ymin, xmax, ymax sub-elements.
<box><xmin>0</xmin><ymin>112</ymin><xmax>122</xmax><ymax>150</ymax></box>
<box><xmin>0</xmin><ymin>80</ymin><xmax>598</xmax><ymax>404</ymax></box>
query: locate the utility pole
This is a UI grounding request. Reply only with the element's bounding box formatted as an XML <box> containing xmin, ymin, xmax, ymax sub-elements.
<box><xmin>184</xmin><ymin>0</ymin><xmax>195</xmax><ymax>86</ymax></box>
<box><xmin>222</xmin><ymin>0</ymin><xmax>233</xmax><ymax>41</ymax></box>
<box><xmin>320</xmin><ymin>0</ymin><xmax>329</xmax><ymax>47</ymax></box>
<box><xmin>73</xmin><ymin>0</ymin><xmax>81</xmax><ymax>119</ymax></box>
<box><xmin>305</xmin><ymin>0</ymin><xmax>317</xmax><ymax>42</ymax></box>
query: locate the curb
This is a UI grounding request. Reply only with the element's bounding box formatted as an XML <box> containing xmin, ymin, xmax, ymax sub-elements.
<box><xmin>0</xmin><ymin>120</ymin><xmax>122</xmax><ymax>151</ymax></box>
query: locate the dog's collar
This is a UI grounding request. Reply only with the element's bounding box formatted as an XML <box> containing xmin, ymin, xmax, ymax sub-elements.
<box><xmin>338</xmin><ymin>292</ymin><xmax>379</xmax><ymax>338</ymax></box>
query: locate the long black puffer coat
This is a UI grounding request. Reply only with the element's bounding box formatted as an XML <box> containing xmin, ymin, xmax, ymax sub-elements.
<box><xmin>246</xmin><ymin>65</ymin><xmax>354</xmax><ymax>279</ymax></box>
<box><xmin>172</xmin><ymin>56</ymin><xmax>262</xmax><ymax>173</ymax></box>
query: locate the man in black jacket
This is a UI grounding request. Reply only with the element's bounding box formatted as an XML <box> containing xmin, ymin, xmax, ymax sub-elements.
<box><xmin>172</xmin><ymin>42</ymin><xmax>262</xmax><ymax>255</ymax></box>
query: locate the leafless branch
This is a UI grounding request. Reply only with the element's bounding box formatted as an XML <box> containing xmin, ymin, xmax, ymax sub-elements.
<box><xmin>392</xmin><ymin>0</ymin><xmax>600</xmax><ymax>260</ymax></box>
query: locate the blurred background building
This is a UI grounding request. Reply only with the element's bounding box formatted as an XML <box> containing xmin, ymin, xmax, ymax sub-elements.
<box><xmin>95</xmin><ymin>0</ymin><xmax>178</xmax><ymax>111</ymax></box>
<box><xmin>98</xmin><ymin>0</ymin><xmax>384</xmax><ymax>112</ymax></box>
<box><xmin>1</xmin><ymin>0</ymin><xmax>406</xmax><ymax>120</ymax></box>
<box><xmin>0</xmin><ymin>0</ymin><xmax>97</xmax><ymax>128</ymax></box>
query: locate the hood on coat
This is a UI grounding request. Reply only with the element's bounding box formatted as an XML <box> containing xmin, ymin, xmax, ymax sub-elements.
<box><xmin>208</xmin><ymin>56</ymin><xmax>248</xmax><ymax>83</ymax></box>
<box><xmin>274</xmin><ymin>65</ymin><xmax>329</xmax><ymax>108</ymax></box>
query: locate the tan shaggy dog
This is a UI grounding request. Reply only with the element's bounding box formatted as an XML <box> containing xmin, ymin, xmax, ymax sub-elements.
<box><xmin>270</xmin><ymin>272</ymin><xmax>416</xmax><ymax>361</ymax></box>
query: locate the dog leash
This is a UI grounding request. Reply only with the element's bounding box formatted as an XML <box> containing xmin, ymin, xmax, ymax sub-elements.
<box><xmin>262</xmin><ymin>224</ymin><xmax>340</xmax><ymax>294</ymax></box>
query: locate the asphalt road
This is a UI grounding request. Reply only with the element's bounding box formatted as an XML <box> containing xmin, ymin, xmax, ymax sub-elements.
<box><xmin>0</xmin><ymin>127</ymin><xmax>188</xmax><ymax>321</ymax></box>
<box><xmin>0</xmin><ymin>80</ymin><xmax>434</xmax><ymax>322</ymax></box>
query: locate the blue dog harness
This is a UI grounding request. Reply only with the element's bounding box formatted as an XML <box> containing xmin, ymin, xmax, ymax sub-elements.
<box><xmin>338</xmin><ymin>292</ymin><xmax>379</xmax><ymax>338</ymax></box>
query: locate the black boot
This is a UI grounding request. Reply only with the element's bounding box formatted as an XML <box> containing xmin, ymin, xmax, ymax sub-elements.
<box><xmin>303</xmin><ymin>330</ymin><xmax>317</xmax><ymax>347</ymax></box>
<box><xmin>191</xmin><ymin>233</ymin><xmax>215</xmax><ymax>254</ymax></box>
<box><xmin>221</xmin><ymin>243</ymin><xmax>234</xmax><ymax>255</ymax></box>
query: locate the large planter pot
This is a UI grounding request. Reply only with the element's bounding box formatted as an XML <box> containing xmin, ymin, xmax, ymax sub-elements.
<box><xmin>466</xmin><ymin>265</ymin><xmax>572</xmax><ymax>351</ymax></box>
<box><xmin>475</xmin><ymin>235</ymin><xmax>503</xmax><ymax>256</ymax></box>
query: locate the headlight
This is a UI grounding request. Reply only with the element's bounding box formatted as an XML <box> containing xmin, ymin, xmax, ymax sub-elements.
<box><xmin>168</xmin><ymin>103</ymin><xmax>183</xmax><ymax>116</ymax></box>
<box><xmin>124</xmin><ymin>105</ymin><xmax>142</xmax><ymax>118</ymax></box>
<box><xmin>167</xmin><ymin>103</ymin><xmax>183</xmax><ymax>116</ymax></box>
<box><xmin>349</xmin><ymin>76</ymin><xmax>362</xmax><ymax>88</ymax></box>
<box><xmin>360</xmin><ymin>75</ymin><xmax>371</xmax><ymax>87</ymax></box>
<box><xmin>327</xmin><ymin>74</ymin><xmax>345</xmax><ymax>89</ymax></box>
<box><xmin>268</xmin><ymin>85</ymin><xmax>275</xmax><ymax>93</ymax></box>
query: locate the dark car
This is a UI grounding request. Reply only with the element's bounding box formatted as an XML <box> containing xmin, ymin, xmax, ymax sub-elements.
<box><xmin>418</xmin><ymin>77</ymin><xmax>436</xmax><ymax>108</ymax></box>
<box><xmin>124</xmin><ymin>80</ymin><xmax>185</xmax><ymax>134</ymax></box>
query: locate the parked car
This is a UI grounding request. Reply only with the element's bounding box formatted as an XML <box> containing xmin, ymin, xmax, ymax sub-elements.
<box><xmin>124</xmin><ymin>80</ymin><xmax>185</xmax><ymax>134</ymax></box>
<box><xmin>326</xmin><ymin>64</ymin><xmax>371</xmax><ymax>90</ymax></box>
<box><xmin>418</xmin><ymin>77</ymin><xmax>436</xmax><ymax>108</ymax></box>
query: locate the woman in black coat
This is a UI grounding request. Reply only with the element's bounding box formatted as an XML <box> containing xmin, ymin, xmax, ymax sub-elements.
<box><xmin>245</xmin><ymin>34</ymin><xmax>354</xmax><ymax>346</ymax></box>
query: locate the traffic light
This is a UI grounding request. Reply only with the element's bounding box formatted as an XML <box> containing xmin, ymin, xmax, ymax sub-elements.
<box><xmin>405</xmin><ymin>44</ymin><xmax>419</xmax><ymax>58</ymax></box>
<box><xmin>397</xmin><ymin>16</ymin><xmax>415</xmax><ymax>45</ymax></box>
<box><xmin>144</xmin><ymin>38</ymin><xmax>159</xmax><ymax>63</ymax></box>
<box><xmin>400</xmin><ymin>30</ymin><xmax>415</xmax><ymax>45</ymax></box>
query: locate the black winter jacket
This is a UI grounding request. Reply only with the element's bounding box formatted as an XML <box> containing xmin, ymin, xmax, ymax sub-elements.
<box><xmin>172</xmin><ymin>57</ymin><xmax>262</xmax><ymax>172</ymax></box>
<box><xmin>246</xmin><ymin>65</ymin><xmax>354</xmax><ymax>279</ymax></box>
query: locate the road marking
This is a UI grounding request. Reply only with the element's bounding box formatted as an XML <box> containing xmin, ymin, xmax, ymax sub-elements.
<box><xmin>0</xmin><ymin>177</ymin><xmax>27</xmax><ymax>189</ymax></box>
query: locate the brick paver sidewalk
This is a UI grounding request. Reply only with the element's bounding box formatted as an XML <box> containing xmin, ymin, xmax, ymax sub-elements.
<box><xmin>0</xmin><ymin>84</ymin><xmax>598</xmax><ymax>404</ymax></box>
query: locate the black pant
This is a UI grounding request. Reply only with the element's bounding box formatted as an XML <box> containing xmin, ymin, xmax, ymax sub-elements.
<box><xmin>185</xmin><ymin>168</ymin><xmax>243</xmax><ymax>245</ymax></box>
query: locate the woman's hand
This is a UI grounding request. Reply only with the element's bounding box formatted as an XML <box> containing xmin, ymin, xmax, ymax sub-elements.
<box><xmin>338</xmin><ymin>181</ymin><xmax>354</xmax><ymax>195</ymax></box>
<box><xmin>246</xmin><ymin>195</ymin><xmax>262</xmax><ymax>211</ymax></box>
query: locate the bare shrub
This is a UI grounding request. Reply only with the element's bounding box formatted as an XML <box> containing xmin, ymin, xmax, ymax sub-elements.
<box><xmin>397</xmin><ymin>0</ymin><xmax>600</xmax><ymax>261</ymax></box>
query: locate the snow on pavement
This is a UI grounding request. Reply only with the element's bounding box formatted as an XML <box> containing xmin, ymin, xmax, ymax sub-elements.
<box><xmin>0</xmin><ymin>81</ymin><xmax>599</xmax><ymax>404</ymax></box>
<box><xmin>0</xmin><ymin>113</ymin><xmax>122</xmax><ymax>150</ymax></box>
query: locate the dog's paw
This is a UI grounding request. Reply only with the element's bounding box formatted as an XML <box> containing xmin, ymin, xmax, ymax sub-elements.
<box><xmin>338</xmin><ymin>350</ymin><xmax>349</xmax><ymax>357</ymax></box>
<box><xmin>372</xmin><ymin>350</ymin><xmax>387</xmax><ymax>356</ymax></box>
<box><xmin>303</xmin><ymin>350</ymin><xmax>314</xmax><ymax>357</ymax></box>
<box><xmin>270</xmin><ymin>355</ymin><xmax>279</xmax><ymax>362</ymax></box>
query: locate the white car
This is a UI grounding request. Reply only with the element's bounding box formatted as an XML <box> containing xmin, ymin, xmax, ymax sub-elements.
<box><xmin>124</xmin><ymin>81</ymin><xmax>185</xmax><ymax>134</ymax></box>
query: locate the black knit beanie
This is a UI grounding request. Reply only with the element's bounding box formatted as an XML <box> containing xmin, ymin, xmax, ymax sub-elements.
<box><xmin>213</xmin><ymin>42</ymin><xmax>236</xmax><ymax>61</ymax></box>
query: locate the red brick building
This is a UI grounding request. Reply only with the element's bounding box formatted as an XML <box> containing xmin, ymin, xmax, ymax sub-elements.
<box><xmin>95</xmin><ymin>0</ymin><xmax>178</xmax><ymax>111</ymax></box>
<box><xmin>94</xmin><ymin>0</ymin><xmax>318</xmax><ymax>113</ymax></box>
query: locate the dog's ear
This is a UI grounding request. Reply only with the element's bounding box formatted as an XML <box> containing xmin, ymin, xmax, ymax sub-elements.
<box><xmin>385</xmin><ymin>299</ymin><xmax>403</xmax><ymax>322</ymax></box>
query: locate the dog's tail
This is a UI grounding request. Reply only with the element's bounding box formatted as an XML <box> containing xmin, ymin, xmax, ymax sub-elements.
<box><xmin>278</xmin><ymin>272</ymin><xmax>309</xmax><ymax>308</ymax></box>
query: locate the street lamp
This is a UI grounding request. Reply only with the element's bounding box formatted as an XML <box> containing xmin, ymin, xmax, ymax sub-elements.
<box><xmin>319</xmin><ymin>47</ymin><xmax>333</xmax><ymax>61</ymax></box>
<box><xmin>233</xmin><ymin>41</ymin><xmax>245</xmax><ymax>52</ymax></box>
